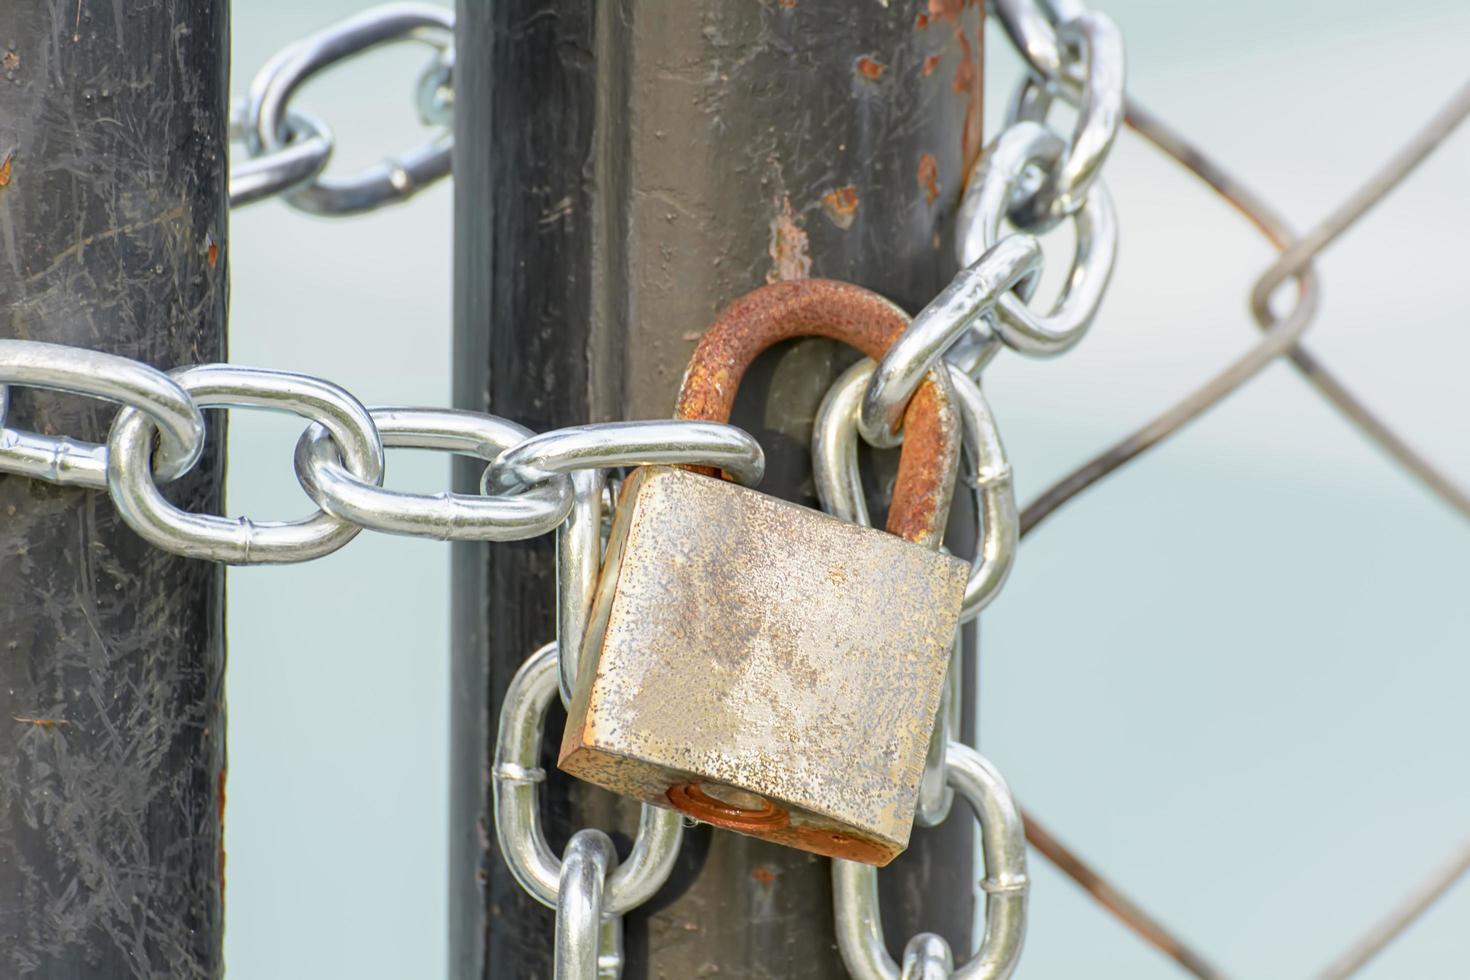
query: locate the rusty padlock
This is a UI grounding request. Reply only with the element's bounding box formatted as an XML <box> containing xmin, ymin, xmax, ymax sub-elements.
<box><xmin>558</xmin><ymin>279</ymin><xmax>969</xmax><ymax>866</ymax></box>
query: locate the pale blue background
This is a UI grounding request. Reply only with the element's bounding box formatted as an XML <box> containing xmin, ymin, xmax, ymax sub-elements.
<box><xmin>225</xmin><ymin>3</ymin><xmax>1470</xmax><ymax>977</ymax></box>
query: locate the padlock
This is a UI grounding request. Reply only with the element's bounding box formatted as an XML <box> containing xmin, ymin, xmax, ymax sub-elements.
<box><xmin>558</xmin><ymin>279</ymin><xmax>970</xmax><ymax>866</ymax></box>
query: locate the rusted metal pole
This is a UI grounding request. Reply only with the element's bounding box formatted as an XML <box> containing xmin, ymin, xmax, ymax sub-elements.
<box><xmin>0</xmin><ymin>1</ymin><xmax>229</xmax><ymax>977</ymax></box>
<box><xmin>451</xmin><ymin>1</ymin><xmax>985</xmax><ymax>975</ymax></box>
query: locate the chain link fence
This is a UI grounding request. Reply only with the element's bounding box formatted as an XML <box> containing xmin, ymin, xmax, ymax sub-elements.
<box><xmin>4</xmin><ymin>0</ymin><xmax>1466</xmax><ymax>976</ymax></box>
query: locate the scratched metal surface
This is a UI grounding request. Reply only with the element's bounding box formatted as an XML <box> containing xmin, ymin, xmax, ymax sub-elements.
<box><xmin>561</xmin><ymin>466</ymin><xmax>968</xmax><ymax>865</ymax></box>
<box><xmin>453</xmin><ymin>0</ymin><xmax>984</xmax><ymax>976</ymax></box>
<box><xmin>0</xmin><ymin>1</ymin><xmax>228</xmax><ymax>976</ymax></box>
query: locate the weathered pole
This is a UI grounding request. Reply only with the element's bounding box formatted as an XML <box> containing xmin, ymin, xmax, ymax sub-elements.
<box><xmin>452</xmin><ymin>2</ymin><xmax>985</xmax><ymax>975</ymax></box>
<box><xmin>0</xmin><ymin>1</ymin><xmax>229</xmax><ymax>977</ymax></box>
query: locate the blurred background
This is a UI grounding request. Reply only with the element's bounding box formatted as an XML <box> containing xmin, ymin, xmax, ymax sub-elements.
<box><xmin>226</xmin><ymin>1</ymin><xmax>1470</xmax><ymax>976</ymax></box>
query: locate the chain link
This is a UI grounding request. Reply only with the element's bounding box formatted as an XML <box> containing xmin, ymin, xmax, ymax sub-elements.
<box><xmin>230</xmin><ymin>4</ymin><xmax>454</xmax><ymax>213</ymax></box>
<box><xmin>914</xmin><ymin>635</ymin><xmax>964</xmax><ymax>828</ymax></box>
<box><xmin>0</xmin><ymin>340</ymin><xmax>206</xmax><ymax>490</ymax></box>
<box><xmin>902</xmin><ymin>934</ymin><xmax>957</xmax><ymax>980</ymax></box>
<box><xmin>554</xmin><ymin>830</ymin><xmax>621</xmax><ymax>980</ymax></box>
<box><xmin>884</xmin><ymin>0</ymin><xmax>1125</xmax><ymax>392</ymax></box>
<box><xmin>493</xmin><ymin>643</ymin><xmax>683</xmax><ymax>979</ymax></box>
<box><xmin>956</xmin><ymin>121</ymin><xmax>1119</xmax><ymax>359</ymax></box>
<box><xmin>228</xmin><ymin>103</ymin><xmax>335</xmax><ymax>209</ymax></box>
<box><xmin>296</xmin><ymin>407</ymin><xmax>573</xmax><ymax>541</ymax></box>
<box><xmin>556</xmin><ymin>470</ymin><xmax>609</xmax><ymax>706</ymax></box>
<box><xmin>1006</xmin><ymin>13</ymin><xmax>1124</xmax><ymax>230</ymax></box>
<box><xmin>818</xmin><ymin>361</ymin><xmax>1017</xmax><ymax>624</ymax></box>
<box><xmin>12</xmin><ymin>0</ymin><xmax>1470</xmax><ymax>974</ymax></box>
<box><xmin>108</xmin><ymin>365</ymin><xmax>385</xmax><ymax>564</ymax></box>
<box><xmin>485</xmin><ymin>420</ymin><xmax>766</xmax><ymax>496</ymax></box>
<box><xmin>832</xmin><ymin>743</ymin><xmax>1029</xmax><ymax>980</ymax></box>
<box><xmin>859</xmin><ymin>236</ymin><xmax>1042</xmax><ymax>447</ymax></box>
<box><xmin>0</xmin><ymin>2</ymin><xmax>1126</xmax><ymax>975</ymax></box>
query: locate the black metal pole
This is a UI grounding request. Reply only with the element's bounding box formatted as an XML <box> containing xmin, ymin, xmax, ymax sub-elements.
<box><xmin>452</xmin><ymin>2</ymin><xmax>984</xmax><ymax>976</ymax></box>
<box><xmin>0</xmin><ymin>2</ymin><xmax>229</xmax><ymax>977</ymax></box>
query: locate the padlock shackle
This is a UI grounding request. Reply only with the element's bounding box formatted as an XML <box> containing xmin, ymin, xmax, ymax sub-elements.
<box><xmin>676</xmin><ymin>279</ymin><xmax>961</xmax><ymax>547</ymax></box>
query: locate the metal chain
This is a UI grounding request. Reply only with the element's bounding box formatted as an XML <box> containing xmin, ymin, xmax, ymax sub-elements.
<box><xmin>48</xmin><ymin>0</ymin><xmax>1470</xmax><ymax>975</ymax></box>
<box><xmin>22</xmin><ymin>0</ymin><xmax>1467</xmax><ymax>976</ymax></box>
<box><xmin>229</xmin><ymin>4</ymin><xmax>455</xmax><ymax>214</ymax></box>
<box><xmin>494</xmin><ymin>643</ymin><xmax>684</xmax><ymax>980</ymax></box>
<box><xmin>818</xmin><ymin>361</ymin><xmax>1017</xmax><ymax>627</ymax></box>
<box><xmin>0</xmin><ymin>339</ymin><xmax>762</xmax><ymax>565</ymax></box>
<box><xmin>812</xmin><ymin>2</ymin><xmax>1125</xmax><ymax>974</ymax></box>
<box><xmin>860</xmin><ymin>0</ymin><xmax>1123</xmax><ymax>453</ymax></box>
<box><xmin>832</xmin><ymin>743</ymin><xmax>1029</xmax><ymax>980</ymax></box>
<box><xmin>817</xmin><ymin>359</ymin><xmax>1017</xmax><ymax>834</ymax></box>
<box><xmin>0</xmin><ymin>302</ymin><xmax>1027</xmax><ymax>978</ymax></box>
<box><xmin>0</xmin><ymin>2</ymin><xmax>1087</xmax><ymax>976</ymax></box>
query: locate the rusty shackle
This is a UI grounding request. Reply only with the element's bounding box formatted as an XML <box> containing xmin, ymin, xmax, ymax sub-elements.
<box><xmin>676</xmin><ymin>279</ymin><xmax>962</xmax><ymax>548</ymax></box>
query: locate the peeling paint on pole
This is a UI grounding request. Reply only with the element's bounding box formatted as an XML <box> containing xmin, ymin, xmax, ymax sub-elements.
<box><xmin>768</xmin><ymin>196</ymin><xmax>813</xmax><ymax>283</ymax></box>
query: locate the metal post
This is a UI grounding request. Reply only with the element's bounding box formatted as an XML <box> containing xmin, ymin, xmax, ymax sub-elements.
<box><xmin>0</xmin><ymin>2</ymin><xmax>228</xmax><ymax>977</ymax></box>
<box><xmin>452</xmin><ymin>2</ymin><xmax>984</xmax><ymax>975</ymax></box>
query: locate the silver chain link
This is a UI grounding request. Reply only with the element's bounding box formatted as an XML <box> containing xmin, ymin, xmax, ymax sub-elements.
<box><xmin>822</xmin><ymin>0</ymin><xmax>1124</xmax><ymax>973</ymax></box>
<box><xmin>15</xmin><ymin>0</ymin><xmax>1470</xmax><ymax>973</ymax></box>
<box><xmin>230</xmin><ymin>4</ymin><xmax>454</xmax><ymax>214</ymax></box>
<box><xmin>861</xmin><ymin>0</ymin><xmax>1123</xmax><ymax>463</ymax></box>
<box><xmin>296</xmin><ymin>407</ymin><xmax>574</xmax><ymax>542</ymax></box>
<box><xmin>0</xmin><ymin>340</ymin><xmax>205</xmax><ymax>489</ymax></box>
<box><xmin>493</xmin><ymin>643</ymin><xmax>684</xmax><ymax>979</ymax></box>
<box><xmin>0</xmin><ymin>1</ymin><xmax>1124</xmax><ymax>975</ymax></box>
<box><xmin>0</xmin><ymin>339</ymin><xmax>758</xmax><ymax>566</ymax></box>
<box><xmin>833</xmin><ymin>743</ymin><xmax>1029</xmax><ymax>980</ymax></box>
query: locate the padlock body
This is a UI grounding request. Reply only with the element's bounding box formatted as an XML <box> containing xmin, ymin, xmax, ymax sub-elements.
<box><xmin>558</xmin><ymin>465</ymin><xmax>968</xmax><ymax>866</ymax></box>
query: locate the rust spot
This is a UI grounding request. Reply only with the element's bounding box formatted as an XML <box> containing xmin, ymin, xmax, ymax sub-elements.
<box><xmin>218</xmin><ymin>765</ymin><xmax>228</xmax><ymax>893</ymax></box>
<box><xmin>953</xmin><ymin>21</ymin><xmax>985</xmax><ymax>178</ymax></box>
<box><xmin>751</xmin><ymin>865</ymin><xmax>776</xmax><ymax>887</ymax></box>
<box><xmin>928</xmin><ymin>0</ymin><xmax>970</xmax><ymax>25</ymax></box>
<box><xmin>777</xmin><ymin>0</ymin><xmax>796</xmax><ymax>7</ymax></box>
<box><xmin>952</xmin><ymin>37</ymin><xmax>975</xmax><ymax>94</ymax></box>
<box><xmin>205</xmin><ymin>232</ymin><xmax>218</xmax><ymax>268</ymax></box>
<box><xmin>675</xmin><ymin>279</ymin><xmax>960</xmax><ymax>546</ymax></box>
<box><xmin>766</xmin><ymin>195</ymin><xmax>811</xmax><ymax>283</ymax></box>
<box><xmin>855</xmin><ymin>56</ymin><xmax>885</xmax><ymax>81</ymax></box>
<box><xmin>917</xmin><ymin>152</ymin><xmax>940</xmax><ymax>205</ymax></box>
<box><xmin>669</xmin><ymin>782</ymin><xmax>789</xmax><ymax>832</ymax></box>
<box><xmin>2</xmin><ymin>50</ymin><xmax>18</xmax><ymax>72</ymax></box>
<box><xmin>820</xmin><ymin>185</ymin><xmax>860</xmax><ymax>229</ymax></box>
<box><xmin>0</xmin><ymin>151</ymin><xmax>13</xmax><ymax>188</ymax></box>
<box><xmin>915</xmin><ymin>12</ymin><xmax>930</xmax><ymax>29</ymax></box>
<box><xmin>922</xmin><ymin>53</ymin><xmax>942</xmax><ymax>76</ymax></box>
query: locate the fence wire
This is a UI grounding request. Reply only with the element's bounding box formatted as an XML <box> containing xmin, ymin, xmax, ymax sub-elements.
<box><xmin>1011</xmin><ymin>79</ymin><xmax>1470</xmax><ymax>979</ymax></box>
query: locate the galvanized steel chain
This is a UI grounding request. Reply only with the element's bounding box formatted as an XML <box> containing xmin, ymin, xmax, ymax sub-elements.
<box><xmin>229</xmin><ymin>3</ymin><xmax>454</xmax><ymax>213</ymax></box>
<box><xmin>811</xmin><ymin>1</ymin><xmax>1124</xmax><ymax>974</ymax></box>
<box><xmin>0</xmin><ymin>1</ymin><xmax>1126</xmax><ymax>976</ymax></box>
<box><xmin>0</xmin><ymin>338</ymin><xmax>765</xmax><ymax>564</ymax></box>
<box><xmin>13</xmin><ymin>0</ymin><xmax>1464</xmax><ymax>974</ymax></box>
<box><xmin>863</xmin><ymin>0</ymin><xmax>1122</xmax><ymax>445</ymax></box>
<box><xmin>0</xmin><ymin>299</ymin><xmax>1030</xmax><ymax>978</ymax></box>
<box><xmin>494</xmin><ymin>643</ymin><xmax>684</xmax><ymax>979</ymax></box>
<box><xmin>0</xmin><ymin>347</ymin><xmax>761</xmax><ymax>971</ymax></box>
<box><xmin>833</xmin><ymin>744</ymin><xmax>1029</xmax><ymax>980</ymax></box>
